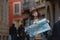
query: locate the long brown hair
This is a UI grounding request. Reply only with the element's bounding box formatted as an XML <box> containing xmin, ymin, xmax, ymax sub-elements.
<box><xmin>30</xmin><ymin>9</ymin><xmax>41</xmax><ymax>20</ymax></box>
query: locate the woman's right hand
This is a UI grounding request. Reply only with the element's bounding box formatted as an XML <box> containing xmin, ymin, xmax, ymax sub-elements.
<box><xmin>25</xmin><ymin>30</ymin><xmax>27</xmax><ymax>32</ymax></box>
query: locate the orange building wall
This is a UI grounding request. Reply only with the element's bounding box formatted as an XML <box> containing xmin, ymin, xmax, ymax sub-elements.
<box><xmin>9</xmin><ymin>0</ymin><xmax>22</xmax><ymax>27</ymax></box>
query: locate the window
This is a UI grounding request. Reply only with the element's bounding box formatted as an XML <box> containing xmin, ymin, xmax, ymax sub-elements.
<box><xmin>23</xmin><ymin>0</ymin><xmax>29</xmax><ymax>4</ymax></box>
<box><xmin>35</xmin><ymin>0</ymin><xmax>40</xmax><ymax>6</ymax></box>
<box><xmin>25</xmin><ymin>0</ymin><xmax>29</xmax><ymax>2</ymax></box>
<box><xmin>13</xmin><ymin>2</ymin><xmax>21</xmax><ymax>15</ymax></box>
<box><xmin>41</xmin><ymin>0</ymin><xmax>45</xmax><ymax>4</ymax></box>
<box><xmin>0</xmin><ymin>5</ymin><xmax>3</xmax><ymax>22</ymax></box>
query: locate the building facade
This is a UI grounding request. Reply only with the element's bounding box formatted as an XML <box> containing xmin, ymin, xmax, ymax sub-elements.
<box><xmin>9</xmin><ymin>0</ymin><xmax>22</xmax><ymax>27</ymax></box>
<box><xmin>0</xmin><ymin>0</ymin><xmax>60</xmax><ymax>40</ymax></box>
<box><xmin>0</xmin><ymin>0</ymin><xmax>9</xmax><ymax>40</ymax></box>
<box><xmin>46</xmin><ymin>0</ymin><xmax>60</xmax><ymax>25</ymax></box>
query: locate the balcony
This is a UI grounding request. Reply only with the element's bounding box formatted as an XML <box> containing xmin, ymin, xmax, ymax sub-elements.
<box><xmin>22</xmin><ymin>0</ymin><xmax>34</xmax><ymax>10</ymax></box>
<box><xmin>22</xmin><ymin>0</ymin><xmax>46</xmax><ymax>10</ymax></box>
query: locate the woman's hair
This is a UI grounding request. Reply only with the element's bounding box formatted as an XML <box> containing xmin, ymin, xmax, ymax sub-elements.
<box><xmin>30</xmin><ymin>10</ymin><xmax>41</xmax><ymax>20</ymax></box>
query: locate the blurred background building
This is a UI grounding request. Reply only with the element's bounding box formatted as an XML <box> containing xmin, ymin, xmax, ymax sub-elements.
<box><xmin>0</xmin><ymin>0</ymin><xmax>9</xmax><ymax>40</ymax></box>
<box><xmin>0</xmin><ymin>0</ymin><xmax>60</xmax><ymax>40</ymax></box>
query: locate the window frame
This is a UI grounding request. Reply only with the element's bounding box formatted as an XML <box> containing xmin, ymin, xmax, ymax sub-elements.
<box><xmin>13</xmin><ymin>2</ymin><xmax>21</xmax><ymax>15</ymax></box>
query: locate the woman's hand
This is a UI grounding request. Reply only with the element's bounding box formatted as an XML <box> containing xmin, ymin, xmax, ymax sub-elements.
<box><xmin>46</xmin><ymin>20</ymin><xmax>50</xmax><ymax>23</ymax></box>
<box><xmin>25</xmin><ymin>30</ymin><xmax>27</xmax><ymax>32</ymax></box>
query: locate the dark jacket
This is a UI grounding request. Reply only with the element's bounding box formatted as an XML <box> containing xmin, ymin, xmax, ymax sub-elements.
<box><xmin>52</xmin><ymin>21</ymin><xmax>60</xmax><ymax>40</ymax></box>
<box><xmin>9</xmin><ymin>24</ymin><xmax>25</xmax><ymax>40</ymax></box>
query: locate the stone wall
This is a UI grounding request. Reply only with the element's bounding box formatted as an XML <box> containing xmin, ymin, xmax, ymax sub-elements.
<box><xmin>0</xmin><ymin>23</ymin><xmax>9</xmax><ymax>40</ymax></box>
<box><xmin>0</xmin><ymin>0</ymin><xmax>9</xmax><ymax>40</ymax></box>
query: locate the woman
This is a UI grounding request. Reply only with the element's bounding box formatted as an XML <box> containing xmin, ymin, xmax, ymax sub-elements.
<box><xmin>26</xmin><ymin>7</ymin><xmax>47</xmax><ymax>40</ymax></box>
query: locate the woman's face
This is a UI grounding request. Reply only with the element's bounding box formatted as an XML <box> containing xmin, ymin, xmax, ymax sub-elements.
<box><xmin>32</xmin><ymin>11</ymin><xmax>38</xmax><ymax>17</ymax></box>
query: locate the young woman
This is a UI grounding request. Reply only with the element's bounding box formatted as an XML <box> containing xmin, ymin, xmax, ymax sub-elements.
<box><xmin>26</xmin><ymin>7</ymin><xmax>47</xmax><ymax>40</ymax></box>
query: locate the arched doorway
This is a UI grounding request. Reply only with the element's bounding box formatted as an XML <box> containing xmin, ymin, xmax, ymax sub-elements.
<box><xmin>46</xmin><ymin>6</ymin><xmax>52</xmax><ymax>26</ymax></box>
